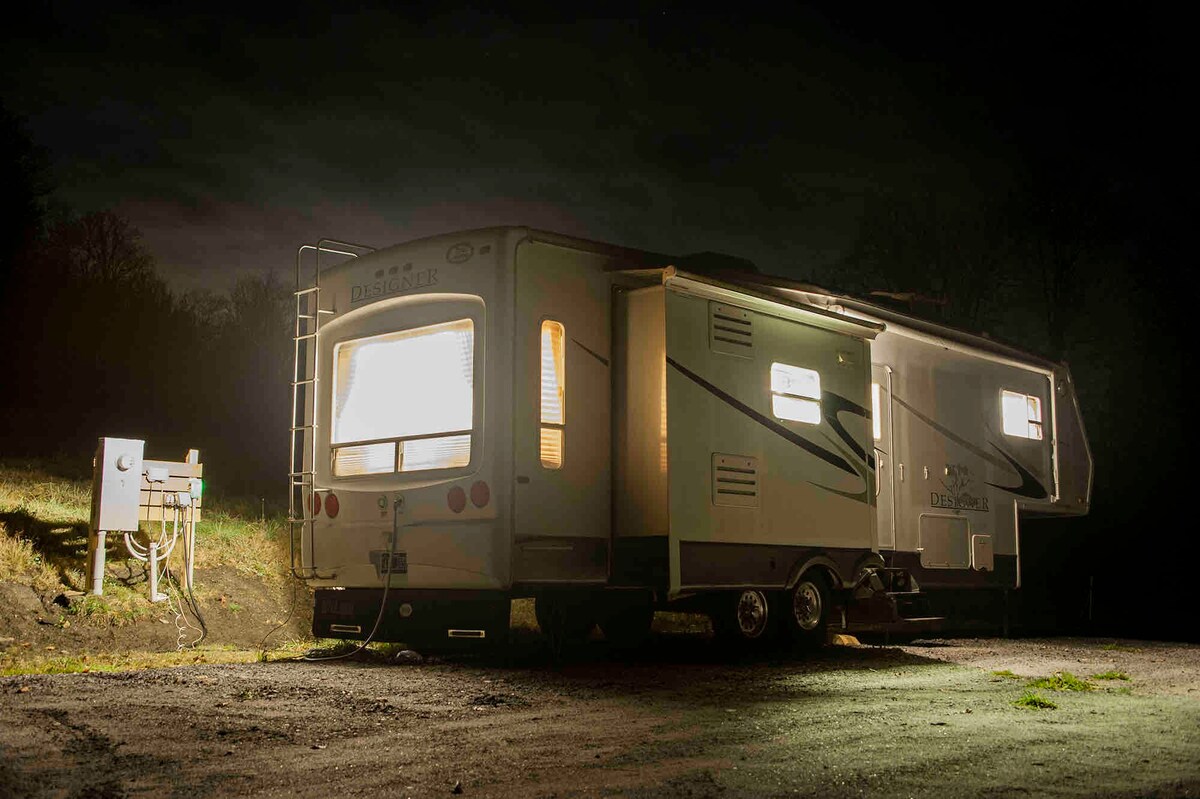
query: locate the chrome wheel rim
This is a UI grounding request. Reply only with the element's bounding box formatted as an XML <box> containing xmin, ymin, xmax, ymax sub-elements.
<box><xmin>735</xmin><ymin>590</ymin><xmax>769</xmax><ymax>638</ymax></box>
<box><xmin>793</xmin><ymin>581</ymin><xmax>823</xmax><ymax>631</ymax></box>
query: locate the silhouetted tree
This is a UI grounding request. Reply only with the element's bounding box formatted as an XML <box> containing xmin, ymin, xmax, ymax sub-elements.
<box><xmin>0</xmin><ymin>103</ymin><xmax>51</xmax><ymax>283</ymax></box>
<box><xmin>836</xmin><ymin>188</ymin><xmax>1021</xmax><ymax>337</ymax></box>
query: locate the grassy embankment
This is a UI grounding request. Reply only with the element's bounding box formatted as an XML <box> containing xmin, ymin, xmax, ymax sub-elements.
<box><xmin>0</xmin><ymin>459</ymin><xmax>308</xmax><ymax>673</ymax></box>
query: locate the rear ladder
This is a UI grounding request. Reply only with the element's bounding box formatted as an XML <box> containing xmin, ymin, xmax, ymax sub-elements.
<box><xmin>288</xmin><ymin>239</ymin><xmax>374</xmax><ymax>579</ymax></box>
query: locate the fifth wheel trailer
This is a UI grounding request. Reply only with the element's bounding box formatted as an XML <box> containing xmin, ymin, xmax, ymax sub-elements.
<box><xmin>289</xmin><ymin>227</ymin><xmax>1092</xmax><ymax>648</ymax></box>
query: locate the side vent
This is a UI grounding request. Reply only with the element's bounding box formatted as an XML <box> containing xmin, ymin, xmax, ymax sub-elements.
<box><xmin>709</xmin><ymin>302</ymin><xmax>753</xmax><ymax>357</ymax></box>
<box><xmin>712</xmin><ymin>453</ymin><xmax>759</xmax><ymax>507</ymax></box>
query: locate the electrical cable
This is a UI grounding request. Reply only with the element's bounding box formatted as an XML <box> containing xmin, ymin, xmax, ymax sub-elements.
<box><xmin>179</xmin><ymin>502</ymin><xmax>207</xmax><ymax>644</ymax></box>
<box><xmin>300</xmin><ymin>495</ymin><xmax>404</xmax><ymax>662</ymax></box>
<box><xmin>166</xmin><ymin>565</ymin><xmax>203</xmax><ymax>650</ymax></box>
<box><xmin>159</xmin><ymin>502</ymin><xmax>204</xmax><ymax>650</ymax></box>
<box><xmin>258</xmin><ymin>571</ymin><xmax>300</xmax><ymax>653</ymax></box>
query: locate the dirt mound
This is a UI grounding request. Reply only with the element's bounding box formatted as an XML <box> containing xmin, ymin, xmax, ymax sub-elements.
<box><xmin>0</xmin><ymin>566</ymin><xmax>310</xmax><ymax>666</ymax></box>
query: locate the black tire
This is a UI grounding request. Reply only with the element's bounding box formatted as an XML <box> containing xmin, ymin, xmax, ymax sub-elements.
<box><xmin>785</xmin><ymin>571</ymin><xmax>831</xmax><ymax>650</ymax></box>
<box><xmin>711</xmin><ymin>589</ymin><xmax>775</xmax><ymax>646</ymax></box>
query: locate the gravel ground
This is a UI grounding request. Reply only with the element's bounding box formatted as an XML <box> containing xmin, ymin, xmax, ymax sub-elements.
<box><xmin>1</xmin><ymin>636</ymin><xmax>1198</xmax><ymax>798</ymax></box>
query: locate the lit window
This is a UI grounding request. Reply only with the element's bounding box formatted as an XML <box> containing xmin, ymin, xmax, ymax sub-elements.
<box><xmin>331</xmin><ymin>318</ymin><xmax>474</xmax><ymax>476</ymax></box>
<box><xmin>872</xmin><ymin>382</ymin><xmax>882</xmax><ymax>441</ymax></box>
<box><xmin>1001</xmin><ymin>389</ymin><xmax>1044</xmax><ymax>441</ymax></box>
<box><xmin>540</xmin><ymin>320</ymin><xmax>566</xmax><ymax>468</ymax></box>
<box><xmin>770</xmin><ymin>363</ymin><xmax>821</xmax><ymax>425</ymax></box>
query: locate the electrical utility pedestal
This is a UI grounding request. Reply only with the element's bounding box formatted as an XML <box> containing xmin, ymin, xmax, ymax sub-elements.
<box><xmin>88</xmin><ymin>437</ymin><xmax>204</xmax><ymax>601</ymax></box>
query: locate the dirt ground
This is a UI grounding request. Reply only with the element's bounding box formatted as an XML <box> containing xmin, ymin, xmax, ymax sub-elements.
<box><xmin>2</xmin><ymin>635</ymin><xmax>1198</xmax><ymax>799</ymax></box>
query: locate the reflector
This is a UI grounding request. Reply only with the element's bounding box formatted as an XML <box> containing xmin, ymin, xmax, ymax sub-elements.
<box><xmin>447</xmin><ymin>486</ymin><xmax>466</xmax><ymax>513</ymax></box>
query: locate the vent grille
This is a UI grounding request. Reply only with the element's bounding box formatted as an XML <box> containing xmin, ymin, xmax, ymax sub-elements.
<box><xmin>712</xmin><ymin>453</ymin><xmax>759</xmax><ymax>507</ymax></box>
<box><xmin>710</xmin><ymin>302</ymin><xmax>753</xmax><ymax>357</ymax></box>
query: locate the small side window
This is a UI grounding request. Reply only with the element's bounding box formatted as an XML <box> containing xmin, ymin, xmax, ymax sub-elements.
<box><xmin>1001</xmin><ymin>389</ymin><xmax>1043</xmax><ymax>440</ymax></box>
<box><xmin>770</xmin><ymin>363</ymin><xmax>821</xmax><ymax>425</ymax></box>
<box><xmin>871</xmin><ymin>382</ymin><xmax>883</xmax><ymax>441</ymax></box>
<box><xmin>540</xmin><ymin>321</ymin><xmax>566</xmax><ymax>468</ymax></box>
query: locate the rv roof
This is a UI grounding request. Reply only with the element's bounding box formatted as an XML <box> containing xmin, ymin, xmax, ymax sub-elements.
<box><xmin>662</xmin><ymin>267</ymin><xmax>884</xmax><ymax>338</ymax></box>
<box><xmin>308</xmin><ymin>226</ymin><xmax>1063</xmax><ymax>370</ymax></box>
<box><xmin>709</xmin><ymin>268</ymin><xmax>1064</xmax><ymax>371</ymax></box>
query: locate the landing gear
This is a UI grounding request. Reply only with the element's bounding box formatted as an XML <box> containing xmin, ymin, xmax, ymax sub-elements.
<box><xmin>785</xmin><ymin>572</ymin><xmax>831</xmax><ymax>649</ymax></box>
<box><xmin>598</xmin><ymin>593</ymin><xmax>655</xmax><ymax>649</ymax></box>
<box><xmin>711</xmin><ymin>589</ymin><xmax>775</xmax><ymax>644</ymax></box>
<box><xmin>535</xmin><ymin>593</ymin><xmax>595</xmax><ymax>652</ymax></box>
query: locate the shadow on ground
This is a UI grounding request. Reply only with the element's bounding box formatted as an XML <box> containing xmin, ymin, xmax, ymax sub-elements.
<box><xmin>283</xmin><ymin>628</ymin><xmax>950</xmax><ymax>708</ymax></box>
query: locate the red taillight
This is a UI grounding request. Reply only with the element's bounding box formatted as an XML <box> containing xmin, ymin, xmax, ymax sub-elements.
<box><xmin>309</xmin><ymin>493</ymin><xmax>322</xmax><ymax>517</ymax></box>
<box><xmin>470</xmin><ymin>481</ymin><xmax>490</xmax><ymax>508</ymax></box>
<box><xmin>447</xmin><ymin>486</ymin><xmax>466</xmax><ymax>514</ymax></box>
<box><xmin>324</xmin><ymin>492</ymin><xmax>340</xmax><ymax>518</ymax></box>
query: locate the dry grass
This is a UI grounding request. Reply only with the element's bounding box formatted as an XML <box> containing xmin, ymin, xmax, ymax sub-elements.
<box><xmin>0</xmin><ymin>522</ymin><xmax>65</xmax><ymax>597</ymax></box>
<box><xmin>0</xmin><ymin>640</ymin><xmax>318</xmax><ymax>676</ymax></box>
<box><xmin>0</xmin><ymin>460</ymin><xmax>289</xmax><ymax>623</ymax></box>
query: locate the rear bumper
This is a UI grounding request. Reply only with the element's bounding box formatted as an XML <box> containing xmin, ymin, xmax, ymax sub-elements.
<box><xmin>313</xmin><ymin>588</ymin><xmax>510</xmax><ymax>648</ymax></box>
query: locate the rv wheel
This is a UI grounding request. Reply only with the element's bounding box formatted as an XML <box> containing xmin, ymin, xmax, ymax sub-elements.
<box><xmin>787</xmin><ymin>572</ymin><xmax>831</xmax><ymax>649</ymax></box>
<box><xmin>713</xmin><ymin>589</ymin><xmax>773</xmax><ymax>643</ymax></box>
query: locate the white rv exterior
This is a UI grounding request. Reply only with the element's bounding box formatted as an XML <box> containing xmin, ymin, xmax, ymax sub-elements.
<box><xmin>290</xmin><ymin>227</ymin><xmax>1092</xmax><ymax>646</ymax></box>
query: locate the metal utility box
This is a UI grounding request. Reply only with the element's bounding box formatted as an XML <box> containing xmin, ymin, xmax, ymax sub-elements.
<box><xmin>90</xmin><ymin>437</ymin><xmax>145</xmax><ymax>532</ymax></box>
<box><xmin>87</xmin><ymin>439</ymin><xmax>204</xmax><ymax>598</ymax></box>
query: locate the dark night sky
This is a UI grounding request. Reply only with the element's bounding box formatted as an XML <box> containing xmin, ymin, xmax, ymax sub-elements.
<box><xmin>4</xmin><ymin>5</ymin><xmax>1179</xmax><ymax>293</ymax></box>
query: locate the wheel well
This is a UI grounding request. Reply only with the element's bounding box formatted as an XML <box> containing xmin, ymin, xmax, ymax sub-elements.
<box><xmin>785</xmin><ymin>556</ymin><xmax>844</xmax><ymax>593</ymax></box>
<box><xmin>851</xmin><ymin>552</ymin><xmax>886</xmax><ymax>582</ymax></box>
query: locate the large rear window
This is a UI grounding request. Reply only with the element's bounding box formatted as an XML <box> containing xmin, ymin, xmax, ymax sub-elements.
<box><xmin>331</xmin><ymin>318</ymin><xmax>474</xmax><ymax>477</ymax></box>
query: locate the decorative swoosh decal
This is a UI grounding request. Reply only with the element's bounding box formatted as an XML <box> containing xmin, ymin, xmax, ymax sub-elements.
<box><xmin>571</xmin><ymin>337</ymin><xmax>609</xmax><ymax>367</ymax></box>
<box><xmin>892</xmin><ymin>393</ymin><xmax>1048</xmax><ymax>499</ymax></box>
<box><xmin>817</xmin><ymin>430</ymin><xmax>873</xmax><ymax>503</ymax></box>
<box><xmin>821</xmin><ymin>390</ymin><xmax>871</xmax><ymax>467</ymax></box>
<box><xmin>985</xmin><ymin>443</ymin><xmax>1049</xmax><ymax>500</ymax></box>
<box><xmin>666</xmin><ymin>356</ymin><xmax>857</xmax><ymax>477</ymax></box>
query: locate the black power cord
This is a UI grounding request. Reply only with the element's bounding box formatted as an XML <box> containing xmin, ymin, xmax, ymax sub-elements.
<box><xmin>301</xmin><ymin>495</ymin><xmax>404</xmax><ymax>662</ymax></box>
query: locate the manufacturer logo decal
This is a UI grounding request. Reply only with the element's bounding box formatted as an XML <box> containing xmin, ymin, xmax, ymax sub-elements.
<box><xmin>931</xmin><ymin>464</ymin><xmax>990</xmax><ymax>512</ymax></box>
<box><xmin>350</xmin><ymin>262</ymin><xmax>439</xmax><ymax>304</ymax></box>
<box><xmin>446</xmin><ymin>242</ymin><xmax>474</xmax><ymax>264</ymax></box>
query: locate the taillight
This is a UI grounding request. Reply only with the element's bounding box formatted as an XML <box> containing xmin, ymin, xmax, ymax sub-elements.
<box><xmin>310</xmin><ymin>493</ymin><xmax>322</xmax><ymax>517</ymax></box>
<box><xmin>447</xmin><ymin>486</ymin><xmax>466</xmax><ymax>514</ymax></box>
<box><xmin>470</xmin><ymin>481</ymin><xmax>490</xmax><ymax>508</ymax></box>
<box><xmin>324</xmin><ymin>492</ymin><xmax>340</xmax><ymax>518</ymax></box>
